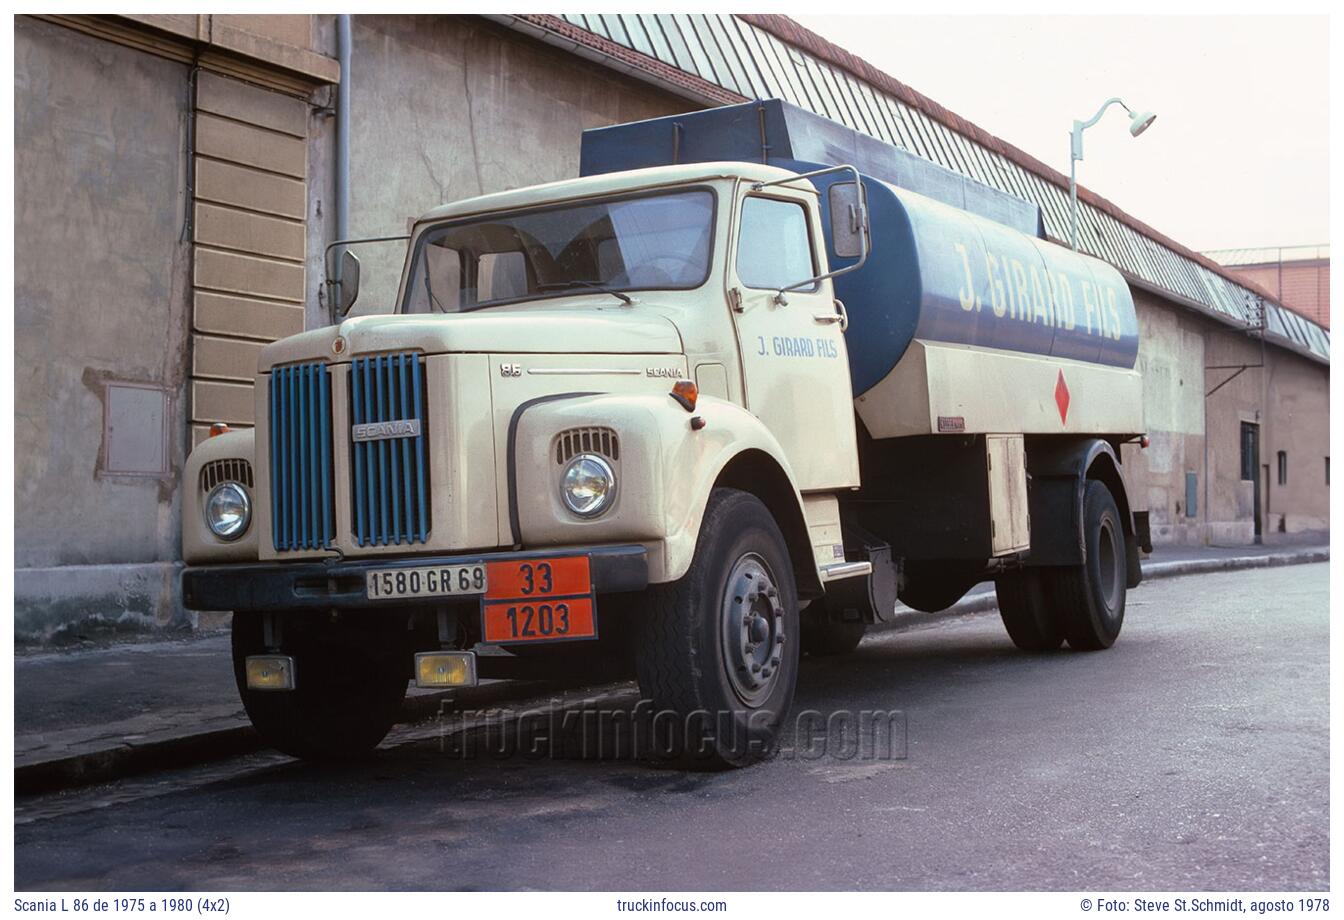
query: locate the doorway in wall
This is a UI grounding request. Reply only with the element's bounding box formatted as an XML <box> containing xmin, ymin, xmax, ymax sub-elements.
<box><xmin>1240</xmin><ymin>421</ymin><xmax>1262</xmax><ymax>542</ymax></box>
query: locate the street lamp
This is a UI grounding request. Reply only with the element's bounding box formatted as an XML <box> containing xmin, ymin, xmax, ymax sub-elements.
<box><xmin>1069</xmin><ymin>98</ymin><xmax>1156</xmax><ymax>250</ymax></box>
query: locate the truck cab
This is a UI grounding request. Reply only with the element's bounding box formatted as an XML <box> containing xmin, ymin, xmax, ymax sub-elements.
<box><xmin>183</xmin><ymin>103</ymin><xmax>1149</xmax><ymax>767</ymax></box>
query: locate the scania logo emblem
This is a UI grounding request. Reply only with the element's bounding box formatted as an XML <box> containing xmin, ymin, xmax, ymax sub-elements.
<box><xmin>352</xmin><ymin>420</ymin><xmax>422</xmax><ymax>442</ymax></box>
<box><xmin>332</xmin><ymin>336</ymin><xmax>347</xmax><ymax>355</ymax></box>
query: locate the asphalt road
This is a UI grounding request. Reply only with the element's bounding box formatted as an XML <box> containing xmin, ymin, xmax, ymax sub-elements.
<box><xmin>14</xmin><ymin>563</ymin><xmax>1328</xmax><ymax>891</ymax></box>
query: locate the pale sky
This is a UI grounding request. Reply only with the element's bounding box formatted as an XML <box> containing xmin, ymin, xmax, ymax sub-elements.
<box><xmin>793</xmin><ymin>15</ymin><xmax>1329</xmax><ymax>253</ymax></box>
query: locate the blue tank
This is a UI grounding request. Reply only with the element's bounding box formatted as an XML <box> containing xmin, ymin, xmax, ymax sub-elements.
<box><xmin>796</xmin><ymin>163</ymin><xmax>1140</xmax><ymax>395</ymax></box>
<box><xmin>582</xmin><ymin>100</ymin><xmax>1140</xmax><ymax>397</ymax></box>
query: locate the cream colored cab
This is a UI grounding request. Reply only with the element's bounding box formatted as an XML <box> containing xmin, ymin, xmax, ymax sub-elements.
<box><xmin>184</xmin><ymin>163</ymin><xmax>862</xmax><ymax>590</ymax></box>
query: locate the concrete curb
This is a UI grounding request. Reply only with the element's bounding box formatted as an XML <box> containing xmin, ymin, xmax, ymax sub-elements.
<box><xmin>14</xmin><ymin>677</ymin><xmax>578</xmax><ymax>796</ymax></box>
<box><xmin>14</xmin><ymin>547</ymin><xmax>1328</xmax><ymax>795</ymax></box>
<box><xmin>876</xmin><ymin>547</ymin><xmax>1330</xmax><ymax>635</ymax></box>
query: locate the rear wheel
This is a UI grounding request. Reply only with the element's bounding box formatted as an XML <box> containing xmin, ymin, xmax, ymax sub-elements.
<box><xmin>232</xmin><ymin>611</ymin><xmax>409</xmax><ymax>760</ymax></box>
<box><xmin>635</xmin><ymin>488</ymin><xmax>800</xmax><ymax>768</ymax></box>
<box><xmin>995</xmin><ymin>569</ymin><xmax>1063</xmax><ymax>651</ymax></box>
<box><xmin>1042</xmin><ymin>480</ymin><xmax>1128</xmax><ymax>651</ymax></box>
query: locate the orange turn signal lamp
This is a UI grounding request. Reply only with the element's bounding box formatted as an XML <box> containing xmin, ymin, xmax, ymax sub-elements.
<box><xmin>670</xmin><ymin>380</ymin><xmax>698</xmax><ymax>413</ymax></box>
<box><xmin>209</xmin><ymin>422</ymin><xmax>232</xmax><ymax>438</ymax></box>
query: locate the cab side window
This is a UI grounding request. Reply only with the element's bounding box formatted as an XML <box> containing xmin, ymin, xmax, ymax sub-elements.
<box><xmin>736</xmin><ymin>197</ymin><xmax>816</xmax><ymax>291</ymax></box>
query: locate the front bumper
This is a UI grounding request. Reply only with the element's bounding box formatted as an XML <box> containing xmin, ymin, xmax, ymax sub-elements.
<box><xmin>182</xmin><ymin>545</ymin><xmax>648</xmax><ymax>612</ymax></box>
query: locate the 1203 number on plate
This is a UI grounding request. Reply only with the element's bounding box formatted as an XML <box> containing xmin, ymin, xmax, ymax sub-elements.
<box><xmin>482</xmin><ymin>597</ymin><xmax>596</xmax><ymax>644</ymax></box>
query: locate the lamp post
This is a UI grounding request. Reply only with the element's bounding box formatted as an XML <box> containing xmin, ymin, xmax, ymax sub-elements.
<box><xmin>1069</xmin><ymin>98</ymin><xmax>1156</xmax><ymax>250</ymax></box>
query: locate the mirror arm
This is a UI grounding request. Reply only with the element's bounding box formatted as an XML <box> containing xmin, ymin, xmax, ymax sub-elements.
<box><xmin>323</xmin><ymin>234</ymin><xmax>412</xmax><ymax>276</ymax></box>
<box><xmin>753</xmin><ymin>164</ymin><xmax>870</xmax><ymax>301</ymax></box>
<box><xmin>323</xmin><ymin>234</ymin><xmax>411</xmax><ymax>320</ymax></box>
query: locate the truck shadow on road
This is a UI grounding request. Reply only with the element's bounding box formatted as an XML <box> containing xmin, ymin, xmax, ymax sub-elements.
<box><xmin>221</xmin><ymin>618</ymin><xmax>1114</xmax><ymax>790</ymax></box>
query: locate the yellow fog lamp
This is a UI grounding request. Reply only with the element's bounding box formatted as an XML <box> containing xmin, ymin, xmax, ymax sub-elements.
<box><xmin>415</xmin><ymin>651</ymin><xmax>478</xmax><ymax>689</ymax></box>
<box><xmin>245</xmin><ymin>655</ymin><xmax>296</xmax><ymax>691</ymax></box>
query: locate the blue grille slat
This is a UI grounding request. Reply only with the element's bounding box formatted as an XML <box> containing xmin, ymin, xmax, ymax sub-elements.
<box><xmin>268</xmin><ymin>362</ymin><xmax>334</xmax><ymax>552</ymax></box>
<box><xmin>298</xmin><ymin>366</ymin><xmax>309</xmax><ymax>549</ymax></box>
<box><xmin>385</xmin><ymin>355</ymin><xmax>403</xmax><ymax>544</ymax></box>
<box><xmin>270</xmin><ymin>371</ymin><xmax>282</xmax><ymax>547</ymax></box>
<box><xmin>319</xmin><ymin>369</ymin><xmax>332</xmax><ymax>546</ymax></box>
<box><xmin>308</xmin><ymin>366</ymin><xmax>321</xmax><ymax>548</ymax></box>
<box><xmin>375</xmin><ymin>356</ymin><xmax>390</xmax><ymax>544</ymax></box>
<box><xmin>351</xmin><ymin>364</ymin><xmax>366</xmax><ymax>546</ymax></box>
<box><xmin>288</xmin><ymin>368</ymin><xmax>300</xmax><ymax>548</ymax></box>
<box><xmin>412</xmin><ymin>357</ymin><xmax>428</xmax><ymax>542</ymax></box>
<box><xmin>398</xmin><ymin>353</ymin><xmax>415</xmax><ymax>542</ymax></box>
<box><xmin>274</xmin><ymin>370</ymin><xmax>284</xmax><ymax>547</ymax></box>
<box><xmin>361</xmin><ymin>358</ymin><xmax>376</xmax><ymax>543</ymax></box>
<box><xmin>349</xmin><ymin>352</ymin><xmax>430</xmax><ymax>547</ymax></box>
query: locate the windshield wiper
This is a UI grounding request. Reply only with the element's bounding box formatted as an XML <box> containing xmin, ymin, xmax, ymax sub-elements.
<box><xmin>535</xmin><ymin>280</ymin><xmax>633</xmax><ymax>305</ymax></box>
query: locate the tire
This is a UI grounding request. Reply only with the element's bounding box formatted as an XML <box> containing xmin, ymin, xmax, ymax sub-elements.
<box><xmin>995</xmin><ymin>569</ymin><xmax>1063</xmax><ymax>652</ymax></box>
<box><xmin>800</xmin><ymin>600</ymin><xmax>866</xmax><ymax>657</ymax></box>
<box><xmin>634</xmin><ymin>488</ymin><xmax>800</xmax><ymax>768</ymax></box>
<box><xmin>1043</xmin><ymin>480</ymin><xmax>1128</xmax><ymax>651</ymax></box>
<box><xmin>232</xmin><ymin>611</ymin><xmax>409</xmax><ymax>761</ymax></box>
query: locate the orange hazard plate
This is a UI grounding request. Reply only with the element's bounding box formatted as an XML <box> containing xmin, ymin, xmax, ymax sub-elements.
<box><xmin>481</xmin><ymin>556</ymin><xmax>597</xmax><ymax>644</ymax></box>
<box><xmin>482</xmin><ymin>596</ymin><xmax>597</xmax><ymax>644</ymax></box>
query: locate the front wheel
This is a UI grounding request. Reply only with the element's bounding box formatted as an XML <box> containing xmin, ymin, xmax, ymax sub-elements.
<box><xmin>232</xmin><ymin>611</ymin><xmax>409</xmax><ymax>761</ymax></box>
<box><xmin>635</xmin><ymin>488</ymin><xmax>800</xmax><ymax>768</ymax></box>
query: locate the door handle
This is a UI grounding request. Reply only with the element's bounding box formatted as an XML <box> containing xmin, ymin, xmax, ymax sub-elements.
<box><xmin>813</xmin><ymin>299</ymin><xmax>849</xmax><ymax>332</ymax></box>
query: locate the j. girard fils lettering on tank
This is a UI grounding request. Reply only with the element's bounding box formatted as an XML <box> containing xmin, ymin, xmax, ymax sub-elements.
<box><xmin>952</xmin><ymin>241</ymin><xmax>1124</xmax><ymax>341</ymax></box>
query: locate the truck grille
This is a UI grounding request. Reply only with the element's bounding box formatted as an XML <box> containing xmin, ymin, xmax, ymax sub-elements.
<box><xmin>350</xmin><ymin>352</ymin><xmax>431</xmax><ymax>546</ymax></box>
<box><xmin>269</xmin><ymin>362</ymin><xmax>335</xmax><ymax>551</ymax></box>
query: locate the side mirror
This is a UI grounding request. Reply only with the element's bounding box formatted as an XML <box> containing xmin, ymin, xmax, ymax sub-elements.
<box><xmin>752</xmin><ymin>164</ymin><xmax>871</xmax><ymax>302</ymax></box>
<box><xmin>828</xmin><ymin>181</ymin><xmax>869</xmax><ymax>259</ymax></box>
<box><xmin>330</xmin><ymin>250</ymin><xmax>361</xmax><ymax>316</ymax></box>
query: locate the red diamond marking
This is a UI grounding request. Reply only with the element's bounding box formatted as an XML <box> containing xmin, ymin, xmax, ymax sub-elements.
<box><xmin>1054</xmin><ymin>370</ymin><xmax>1071</xmax><ymax>425</ymax></box>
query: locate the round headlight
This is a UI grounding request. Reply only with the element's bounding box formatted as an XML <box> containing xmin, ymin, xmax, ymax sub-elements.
<box><xmin>561</xmin><ymin>454</ymin><xmax>616</xmax><ymax>518</ymax></box>
<box><xmin>206</xmin><ymin>482</ymin><xmax>251</xmax><ymax>540</ymax></box>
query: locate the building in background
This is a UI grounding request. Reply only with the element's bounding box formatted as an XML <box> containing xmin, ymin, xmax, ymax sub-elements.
<box><xmin>1206</xmin><ymin>245</ymin><xmax>1330</xmax><ymax>329</ymax></box>
<box><xmin>13</xmin><ymin>13</ymin><xmax>1329</xmax><ymax>642</ymax></box>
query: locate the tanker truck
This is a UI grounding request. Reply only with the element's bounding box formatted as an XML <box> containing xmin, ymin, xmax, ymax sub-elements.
<box><xmin>181</xmin><ymin>100</ymin><xmax>1151</xmax><ymax>766</ymax></box>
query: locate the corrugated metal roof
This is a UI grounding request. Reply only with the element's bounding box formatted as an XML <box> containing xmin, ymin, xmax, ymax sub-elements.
<box><xmin>498</xmin><ymin>13</ymin><xmax>1328</xmax><ymax>365</ymax></box>
<box><xmin>1206</xmin><ymin>245</ymin><xmax>1330</xmax><ymax>266</ymax></box>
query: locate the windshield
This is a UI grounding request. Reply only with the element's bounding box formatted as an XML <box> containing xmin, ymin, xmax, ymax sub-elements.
<box><xmin>402</xmin><ymin>189</ymin><xmax>715</xmax><ymax>313</ymax></box>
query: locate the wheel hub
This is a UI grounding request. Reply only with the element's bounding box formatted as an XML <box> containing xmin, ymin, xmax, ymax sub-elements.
<box><xmin>721</xmin><ymin>553</ymin><xmax>786</xmax><ymax>706</ymax></box>
<box><xmin>1099</xmin><ymin>517</ymin><xmax>1123</xmax><ymax>614</ymax></box>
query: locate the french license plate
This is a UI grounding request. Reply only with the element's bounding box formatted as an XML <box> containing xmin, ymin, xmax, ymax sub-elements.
<box><xmin>481</xmin><ymin>556</ymin><xmax>597</xmax><ymax>644</ymax></box>
<box><xmin>365</xmin><ymin>563</ymin><xmax>487</xmax><ymax>600</ymax></box>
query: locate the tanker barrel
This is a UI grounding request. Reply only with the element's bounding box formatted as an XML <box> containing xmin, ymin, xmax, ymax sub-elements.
<box><xmin>791</xmin><ymin>168</ymin><xmax>1140</xmax><ymax>395</ymax></box>
<box><xmin>581</xmin><ymin>99</ymin><xmax>1138</xmax><ymax>397</ymax></box>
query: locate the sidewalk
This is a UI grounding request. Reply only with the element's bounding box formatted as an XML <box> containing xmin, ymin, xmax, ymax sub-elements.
<box><xmin>14</xmin><ymin>541</ymin><xmax>1328</xmax><ymax>794</ymax></box>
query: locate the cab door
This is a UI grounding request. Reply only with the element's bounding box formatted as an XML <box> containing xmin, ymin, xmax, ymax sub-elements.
<box><xmin>727</xmin><ymin>185</ymin><xmax>859</xmax><ymax>491</ymax></box>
